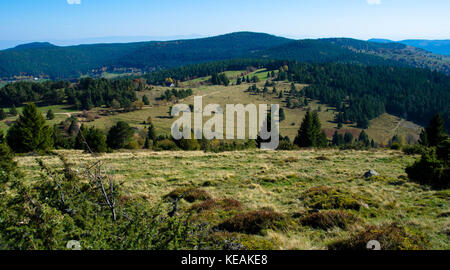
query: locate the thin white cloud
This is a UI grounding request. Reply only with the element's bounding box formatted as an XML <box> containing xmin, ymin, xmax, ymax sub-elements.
<box><xmin>367</xmin><ymin>0</ymin><xmax>381</xmax><ymax>5</ymax></box>
<box><xmin>67</xmin><ymin>0</ymin><xmax>81</xmax><ymax>4</ymax></box>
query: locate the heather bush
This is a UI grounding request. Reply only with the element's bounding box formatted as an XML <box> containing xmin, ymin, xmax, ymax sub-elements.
<box><xmin>301</xmin><ymin>186</ymin><xmax>376</xmax><ymax>210</ymax></box>
<box><xmin>299</xmin><ymin>210</ymin><xmax>358</xmax><ymax>230</ymax></box>
<box><xmin>217</xmin><ymin>210</ymin><xmax>288</xmax><ymax>235</ymax></box>
<box><xmin>328</xmin><ymin>224</ymin><xmax>429</xmax><ymax>250</ymax></box>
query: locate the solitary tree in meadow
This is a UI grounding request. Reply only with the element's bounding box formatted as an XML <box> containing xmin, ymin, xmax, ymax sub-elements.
<box><xmin>46</xmin><ymin>109</ymin><xmax>55</xmax><ymax>120</ymax></box>
<box><xmin>6</xmin><ymin>103</ymin><xmax>53</xmax><ymax>153</ymax></box>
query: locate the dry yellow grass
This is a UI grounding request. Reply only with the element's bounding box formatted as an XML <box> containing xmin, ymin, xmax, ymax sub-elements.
<box><xmin>16</xmin><ymin>149</ymin><xmax>449</xmax><ymax>250</ymax></box>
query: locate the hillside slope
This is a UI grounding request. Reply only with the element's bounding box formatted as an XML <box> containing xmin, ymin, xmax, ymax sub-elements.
<box><xmin>1</xmin><ymin>32</ymin><xmax>449</xmax><ymax>80</ymax></box>
<box><xmin>370</xmin><ymin>39</ymin><xmax>450</xmax><ymax>56</ymax></box>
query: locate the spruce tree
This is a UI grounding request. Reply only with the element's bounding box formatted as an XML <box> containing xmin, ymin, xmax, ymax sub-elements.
<box><xmin>107</xmin><ymin>121</ymin><xmax>135</xmax><ymax>149</ymax></box>
<box><xmin>421</xmin><ymin>114</ymin><xmax>448</xmax><ymax>147</ymax></box>
<box><xmin>332</xmin><ymin>131</ymin><xmax>344</xmax><ymax>146</ymax></box>
<box><xmin>10</xmin><ymin>105</ymin><xmax>18</xmax><ymax>116</ymax></box>
<box><xmin>142</xmin><ymin>95</ymin><xmax>150</xmax><ymax>106</ymax></box>
<box><xmin>358</xmin><ymin>130</ymin><xmax>370</xmax><ymax>147</ymax></box>
<box><xmin>279</xmin><ymin>108</ymin><xmax>286</xmax><ymax>122</ymax></box>
<box><xmin>148</xmin><ymin>122</ymin><xmax>157</xmax><ymax>142</ymax></box>
<box><xmin>344</xmin><ymin>132</ymin><xmax>354</xmax><ymax>145</ymax></box>
<box><xmin>0</xmin><ymin>108</ymin><xmax>6</xmax><ymax>120</ymax></box>
<box><xmin>6</xmin><ymin>103</ymin><xmax>53</xmax><ymax>153</ymax></box>
<box><xmin>311</xmin><ymin>111</ymin><xmax>322</xmax><ymax>145</ymax></box>
<box><xmin>294</xmin><ymin>111</ymin><xmax>315</xmax><ymax>148</ymax></box>
<box><xmin>46</xmin><ymin>109</ymin><xmax>55</xmax><ymax>120</ymax></box>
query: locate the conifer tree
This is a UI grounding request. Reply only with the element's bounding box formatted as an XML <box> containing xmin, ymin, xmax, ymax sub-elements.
<box><xmin>0</xmin><ymin>109</ymin><xmax>6</xmax><ymax>120</ymax></box>
<box><xmin>6</xmin><ymin>103</ymin><xmax>53</xmax><ymax>153</ymax></box>
<box><xmin>344</xmin><ymin>132</ymin><xmax>354</xmax><ymax>145</ymax></box>
<box><xmin>332</xmin><ymin>131</ymin><xmax>344</xmax><ymax>146</ymax></box>
<box><xmin>420</xmin><ymin>114</ymin><xmax>448</xmax><ymax>147</ymax></box>
<box><xmin>147</xmin><ymin>121</ymin><xmax>157</xmax><ymax>143</ymax></box>
<box><xmin>142</xmin><ymin>95</ymin><xmax>150</xmax><ymax>106</ymax></box>
<box><xmin>294</xmin><ymin>111</ymin><xmax>315</xmax><ymax>147</ymax></box>
<box><xmin>46</xmin><ymin>109</ymin><xmax>55</xmax><ymax>120</ymax></box>
<box><xmin>10</xmin><ymin>105</ymin><xmax>18</xmax><ymax>116</ymax></box>
<box><xmin>358</xmin><ymin>130</ymin><xmax>370</xmax><ymax>147</ymax></box>
<box><xmin>107</xmin><ymin>121</ymin><xmax>135</xmax><ymax>149</ymax></box>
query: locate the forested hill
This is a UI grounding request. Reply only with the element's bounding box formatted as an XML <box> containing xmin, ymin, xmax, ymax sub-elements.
<box><xmin>370</xmin><ymin>39</ymin><xmax>450</xmax><ymax>56</ymax></box>
<box><xmin>0</xmin><ymin>32</ymin><xmax>449</xmax><ymax>80</ymax></box>
<box><xmin>0</xmin><ymin>32</ymin><xmax>291</xmax><ymax>80</ymax></box>
<box><xmin>259</xmin><ymin>38</ymin><xmax>450</xmax><ymax>75</ymax></box>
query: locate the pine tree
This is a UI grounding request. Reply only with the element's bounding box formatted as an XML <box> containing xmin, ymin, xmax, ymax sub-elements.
<box><xmin>211</xmin><ymin>73</ymin><xmax>220</xmax><ymax>85</ymax></box>
<box><xmin>75</xmin><ymin>126</ymin><xmax>107</xmax><ymax>153</ymax></box>
<box><xmin>311</xmin><ymin>111</ymin><xmax>322</xmax><ymax>146</ymax></box>
<box><xmin>107</xmin><ymin>121</ymin><xmax>135</xmax><ymax>149</ymax></box>
<box><xmin>332</xmin><ymin>131</ymin><xmax>344</xmax><ymax>146</ymax></box>
<box><xmin>142</xmin><ymin>95</ymin><xmax>150</xmax><ymax>106</ymax></box>
<box><xmin>344</xmin><ymin>132</ymin><xmax>354</xmax><ymax>145</ymax></box>
<box><xmin>279</xmin><ymin>108</ymin><xmax>286</xmax><ymax>122</ymax></box>
<box><xmin>421</xmin><ymin>114</ymin><xmax>448</xmax><ymax>147</ymax></box>
<box><xmin>46</xmin><ymin>109</ymin><xmax>55</xmax><ymax>120</ymax></box>
<box><xmin>144</xmin><ymin>137</ymin><xmax>151</xmax><ymax>149</ymax></box>
<box><xmin>6</xmin><ymin>103</ymin><xmax>53</xmax><ymax>153</ymax></box>
<box><xmin>147</xmin><ymin>122</ymin><xmax>157</xmax><ymax>142</ymax></box>
<box><xmin>294</xmin><ymin>111</ymin><xmax>315</xmax><ymax>147</ymax></box>
<box><xmin>10</xmin><ymin>105</ymin><xmax>18</xmax><ymax>116</ymax></box>
<box><xmin>317</xmin><ymin>132</ymin><xmax>328</xmax><ymax>148</ymax></box>
<box><xmin>0</xmin><ymin>109</ymin><xmax>6</xmax><ymax>120</ymax></box>
<box><xmin>419</xmin><ymin>129</ymin><xmax>429</xmax><ymax>146</ymax></box>
<box><xmin>358</xmin><ymin>130</ymin><xmax>370</xmax><ymax>147</ymax></box>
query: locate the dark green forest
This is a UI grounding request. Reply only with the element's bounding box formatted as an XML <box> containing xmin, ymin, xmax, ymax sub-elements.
<box><xmin>0</xmin><ymin>78</ymin><xmax>138</xmax><ymax>110</ymax></box>
<box><xmin>1</xmin><ymin>32</ymin><xmax>449</xmax><ymax>80</ymax></box>
<box><xmin>287</xmin><ymin>63</ymin><xmax>450</xmax><ymax>130</ymax></box>
<box><xmin>1</xmin><ymin>57</ymin><xmax>449</xmax><ymax>131</ymax></box>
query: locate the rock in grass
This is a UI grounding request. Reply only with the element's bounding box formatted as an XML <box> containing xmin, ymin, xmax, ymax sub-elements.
<box><xmin>364</xmin><ymin>170</ymin><xmax>379</xmax><ymax>178</ymax></box>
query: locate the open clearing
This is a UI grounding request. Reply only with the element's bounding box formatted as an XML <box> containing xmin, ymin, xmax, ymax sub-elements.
<box><xmin>18</xmin><ymin>149</ymin><xmax>450</xmax><ymax>250</ymax></box>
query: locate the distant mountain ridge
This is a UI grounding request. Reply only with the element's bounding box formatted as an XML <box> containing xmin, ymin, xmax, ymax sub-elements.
<box><xmin>0</xmin><ymin>32</ymin><xmax>449</xmax><ymax>80</ymax></box>
<box><xmin>12</xmin><ymin>42</ymin><xmax>57</xmax><ymax>50</ymax></box>
<box><xmin>369</xmin><ymin>38</ymin><xmax>450</xmax><ymax>55</ymax></box>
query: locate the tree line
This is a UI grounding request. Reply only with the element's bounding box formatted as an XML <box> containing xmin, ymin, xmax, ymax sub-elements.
<box><xmin>0</xmin><ymin>77</ymin><xmax>140</xmax><ymax>110</ymax></box>
<box><xmin>285</xmin><ymin>63</ymin><xmax>450</xmax><ymax>130</ymax></box>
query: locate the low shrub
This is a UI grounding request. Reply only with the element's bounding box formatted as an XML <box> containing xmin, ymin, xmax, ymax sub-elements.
<box><xmin>328</xmin><ymin>224</ymin><xmax>429</xmax><ymax>250</ymax></box>
<box><xmin>165</xmin><ymin>187</ymin><xmax>212</xmax><ymax>203</ymax></box>
<box><xmin>301</xmin><ymin>186</ymin><xmax>375</xmax><ymax>210</ymax></box>
<box><xmin>299</xmin><ymin>210</ymin><xmax>358</xmax><ymax>230</ymax></box>
<box><xmin>284</xmin><ymin>157</ymin><xmax>299</xmax><ymax>163</ymax></box>
<box><xmin>156</xmin><ymin>139</ymin><xmax>179</xmax><ymax>151</ymax></box>
<box><xmin>216</xmin><ymin>210</ymin><xmax>287</xmax><ymax>235</ymax></box>
<box><xmin>406</xmin><ymin>148</ymin><xmax>449</xmax><ymax>190</ymax></box>
<box><xmin>390</xmin><ymin>143</ymin><xmax>403</xmax><ymax>150</ymax></box>
<box><xmin>403</xmin><ymin>144</ymin><xmax>428</xmax><ymax>155</ymax></box>
<box><xmin>315</xmin><ymin>155</ymin><xmax>329</xmax><ymax>161</ymax></box>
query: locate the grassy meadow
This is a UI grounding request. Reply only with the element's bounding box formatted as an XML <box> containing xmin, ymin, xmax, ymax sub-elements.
<box><xmin>1</xmin><ymin>68</ymin><xmax>421</xmax><ymax>144</ymax></box>
<box><xmin>17</xmin><ymin>149</ymin><xmax>450</xmax><ymax>250</ymax></box>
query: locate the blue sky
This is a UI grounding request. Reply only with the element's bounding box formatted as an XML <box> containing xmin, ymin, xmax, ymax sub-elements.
<box><xmin>0</xmin><ymin>0</ymin><xmax>449</xmax><ymax>44</ymax></box>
